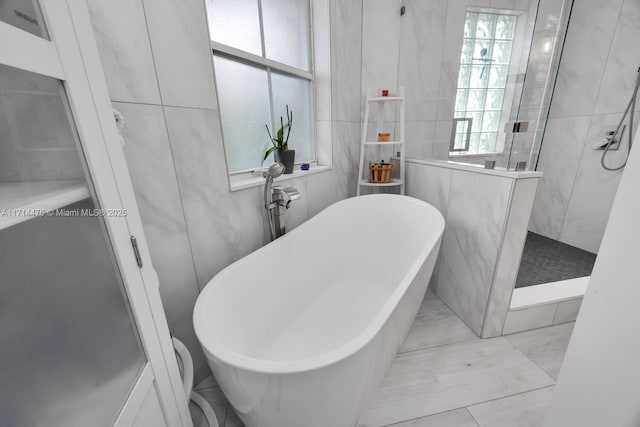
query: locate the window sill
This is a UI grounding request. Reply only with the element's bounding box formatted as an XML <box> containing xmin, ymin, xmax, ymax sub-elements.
<box><xmin>229</xmin><ymin>165</ymin><xmax>333</xmax><ymax>192</ymax></box>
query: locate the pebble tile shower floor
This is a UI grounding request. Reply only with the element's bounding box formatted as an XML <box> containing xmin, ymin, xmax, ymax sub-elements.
<box><xmin>191</xmin><ymin>292</ymin><xmax>575</xmax><ymax>427</ymax></box>
<box><xmin>516</xmin><ymin>232</ymin><xmax>597</xmax><ymax>288</ymax></box>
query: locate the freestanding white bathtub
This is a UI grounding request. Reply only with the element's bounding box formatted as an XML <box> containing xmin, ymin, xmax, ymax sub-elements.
<box><xmin>193</xmin><ymin>194</ymin><xmax>444</xmax><ymax>427</ymax></box>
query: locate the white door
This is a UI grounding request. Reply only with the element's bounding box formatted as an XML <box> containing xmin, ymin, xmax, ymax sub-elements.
<box><xmin>0</xmin><ymin>1</ymin><xmax>192</xmax><ymax>426</ymax></box>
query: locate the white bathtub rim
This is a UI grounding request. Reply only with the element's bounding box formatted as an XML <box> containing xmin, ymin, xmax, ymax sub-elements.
<box><xmin>193</xmin><ymin>194</ymin><xmax>445</xmax><ymax>375</ymax></box>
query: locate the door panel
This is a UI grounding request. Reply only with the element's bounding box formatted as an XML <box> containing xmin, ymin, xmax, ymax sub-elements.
<box><xmin>0</xmin><ymin>61</ymin><xmax>146</xmax><ymax>427</ymax></box>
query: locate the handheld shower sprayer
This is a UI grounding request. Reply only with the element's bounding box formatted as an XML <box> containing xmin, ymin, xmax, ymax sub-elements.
<box><xmin>601</xmin><ymin>68</ymin><xmax>640</xmax><ymax>171</ymax></box>
<box><xmin>263</xmin><ymin>162</ymin><xmax>285</xmax><ymax>239</ymax></box>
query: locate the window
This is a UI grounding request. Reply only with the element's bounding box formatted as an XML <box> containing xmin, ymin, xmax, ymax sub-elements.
<box><xmin>452</xmin><ymin>12</ymin><xmax>517</xmax><ymax>154</ymax></box>
<box><xmin>206</xmin><ymin>0</ymin><xmax>314</xmax><ymax>173</ymax></box>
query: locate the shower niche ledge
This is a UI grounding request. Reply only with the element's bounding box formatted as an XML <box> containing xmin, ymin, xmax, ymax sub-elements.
<box><xmin>0</xmin><ymin>180</ymin><xmax>89</xmax><ymax>230</ymax></box>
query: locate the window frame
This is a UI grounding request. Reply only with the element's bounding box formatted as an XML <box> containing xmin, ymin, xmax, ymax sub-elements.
<box><xmin>451</xmin><ymin>9</ymin><xmax>524</xmax><ymax>157</ymax></box>
<box><xmin>209</xmin><ymin>0</ymin><xmax>317</xmax><ymax>177</ymax></box>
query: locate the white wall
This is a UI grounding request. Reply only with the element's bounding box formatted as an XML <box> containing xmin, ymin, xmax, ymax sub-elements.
<box><xmin>86</xmin><ymin>0</ymin><xmax>363</xmax><ymax>381</ymax></box>
<box><xmin>543</xmin><ymin>131</ymin><xmax>640</xmax><ymax>426</ymax></box>
<box><xmin>530</xmin><ymin>0</ymin><xmax>640</xmax><ymax>253</ymax></box>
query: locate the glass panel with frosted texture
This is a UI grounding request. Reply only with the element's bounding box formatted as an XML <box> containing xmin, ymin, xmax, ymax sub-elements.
<box><xmin>464</xmin><ymin>12</ymin><xmax>478</xmax><ymax>38</ymax></box>
<box><xmin>468</xmin><ymin>133</ymin><xmax>480</xmax><ymax>151</ymax></box>
<box><xmin>214</xmin><ymin>56</ymin><xmax>272</xmax><ymax>172</ymax></box>
<box><xmin>262</xmin><ymin>0</ymin><xmax>311</xmax><ymax>71</ymax></box>
<box><xmin>475</xmin><ymin>13</ymin><xmax>496</xmax><ymax>39</ymax></box>
<box><xmin>482</xmin><ymin>111</ymin><xmax>500</xmax><ymax>132</ymax></box>
<box><xmin>271</xmin><ymin>72</ymin><xmax>314</xmax><ymax>162</ymax></box>
<box><xmin>0</xmin><ymin>0</ymin><xmax>47</xmax><ymax>38</ymax></box>
<box><xmin>472</xmin><ymin>40</ymin><xmax>491</xmax><ymax>60</ymax></box>
<box><xmin>469</xmin><ymin>65</ymin><xmax>489</xmax><ymax>88</ymax></box>
<box><xmin>460</xmin><ymin>39</ymin><xmax>474</xmax><ymax>63</ymax></box>
<box><xmin>468</xmin><ymin>111</ymin><xmax>483</xmax><ymax>132</ymax></box>
<box><xmin>485</xmin><ymin>89</ymin><xmax>504</xmax><ymax>110</ymax></box>
<box><xmin>467</xmin><ymin>89</ymin><xmax>486</xmax><ymax>111</ymax></box>
<box><xmin>455</xmin><ymin>89</ymin><xmax>468</xmax><ymax>111</ymax></box>
<box><xmin>0</xmin><ymin>66</ymin><xmax>145</xmax><ymax>427</ymax></box>
<box><xmin>495</xmin><ymin>15</ymin><xmax>516</xmax><ymax>40</ymax></box>
<box><xmin>489</xmin><ymin>65</ymin><xmax>508</xmax><ymax>88</ymax></box>
<box><xmin>493</xmin><ymin>41</ymin><xmax>513</xmax><ymax>64</ymax></box>
<box><xmin>479</xmin><ymin>132</ymin><xmax>498</xmax><ymax>151</ymax></box>
<box><xmin>458</xmin><ymin>65</ymin><xmax>471</xmax><ymax>87</ymax></box>
<box><xmin>206</xmin><ymin>0</ymin><xmax>262</xmax><ymax>56</ymax></box>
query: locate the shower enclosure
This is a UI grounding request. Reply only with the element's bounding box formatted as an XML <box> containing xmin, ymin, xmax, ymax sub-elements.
<box><xmin>361</xmin><ymin>0</ymin><xmax>573</xmax><ymax>173</ymax></box>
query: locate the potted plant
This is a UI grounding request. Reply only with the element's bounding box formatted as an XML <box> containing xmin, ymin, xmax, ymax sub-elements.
<box><xmin>264</xmin><ymin>105</ymin><xmax>295</xmax><ymax>174</ymax></box>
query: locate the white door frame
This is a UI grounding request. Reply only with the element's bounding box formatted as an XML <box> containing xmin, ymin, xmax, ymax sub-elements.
<box><xmin>0</xmin><ymin>1</ymin><xmax>192</xmax><ymax>425</ymax></box>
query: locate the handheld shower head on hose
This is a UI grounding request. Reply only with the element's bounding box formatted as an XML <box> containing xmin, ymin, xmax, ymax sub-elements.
<box><xmin>263</xmin><ymin>162</ymin><xmax>286</xmax><ymax>240</ymax></box>
<box><xmin>601</xmin><ymin>69</ymin><xmax>640</xmax><ymax>171</ymax></box>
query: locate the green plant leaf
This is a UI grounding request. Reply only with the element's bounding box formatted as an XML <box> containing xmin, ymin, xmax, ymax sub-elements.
<box><xmin>263</xmin><ymin>145</ymin><xmax>279</xmax><ymax>162</ymax></box>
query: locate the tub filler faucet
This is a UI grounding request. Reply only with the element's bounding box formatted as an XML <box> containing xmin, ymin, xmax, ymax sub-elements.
<box><xmin>263</xmin><ymin>162</ymin><xmax>301</xmax><ymax>240</ymax></box>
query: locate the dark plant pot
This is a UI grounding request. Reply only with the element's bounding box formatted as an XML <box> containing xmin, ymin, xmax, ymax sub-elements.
<box><xmin>275</xmin><ymin>149</ymin><xmax>296</xmax><ymax>174</ymax></box>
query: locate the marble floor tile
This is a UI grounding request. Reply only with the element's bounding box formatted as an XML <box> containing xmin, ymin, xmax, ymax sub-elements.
<box><xmin>467</xmin><ymin>387</ymin><xmax>554</xmax><ymax>427</ymax></box>
<box><xmin>418</xmin><ymin>290</ymin><xmax>442</xmax><ymax>311</ymax></box>
<box><xmin>401</xmin><ymin>301</ymin><xmax>479</xmax><ymax>353</ymax></box>
<box><xmin>190</xmin><ymin>386</ymin><xmax>228</xmax><ymax>427</ymax></box>
<box><xmin>224</xmin><ymin>413</ymin><xmax>245</xmax><ymax>427</ymax></box>
<box><xmin>381</xmin><ymin>408</ymin><xmax>478</xmax><ymax>427</ymax></box>
<box><xmin>194</xmin><ymin>374</ymin><xmax>218</xmax><ymax>391</ymax></box>
<box><xmin>505</xmin><ymin>323</ymin><xmax>575</xmax><ymax>380</ymax></box>
<box><xmin>359</xmin><ymin>338</ymin><xmax>555</xmax><ymax>427</ymax></box>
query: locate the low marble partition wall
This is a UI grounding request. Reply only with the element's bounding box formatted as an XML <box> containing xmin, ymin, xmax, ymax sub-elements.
<box><xmin>406</xmin><ymin>158</ymin><xmax>541</xmax><ymax>338</ymax></box>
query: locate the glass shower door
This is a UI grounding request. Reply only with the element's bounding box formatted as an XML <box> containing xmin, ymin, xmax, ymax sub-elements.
<box><xmin>0</xmin><ymin>3</ymin><xmax>156</xmax><ymax>427</ymax></box>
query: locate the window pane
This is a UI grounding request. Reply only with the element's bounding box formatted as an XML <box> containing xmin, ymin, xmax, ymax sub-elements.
<box><xmin>0</xmin><ymin>0</ymin><xmax>47</xmax><ymax>38</ymax></box>
<box><xmin>469</xmin><ymin>111</ymin><xmax>483</xmax><ymax>132</ymax></box>
<box><xmin>464</xmin><ymin>13</ymin><xmax>478</xmax><ymax>38</ymax></box>
<box><xmin>214</xmin><ymin>56</ymin><xmax>272</xmax><ymax>172</ymax></box>
<box><xmin>469</xmin><ymin>65</ymin><xmax>489</xmax><ymax>88</ymax></box>
<box><xmin>455</xmin><ymin>89</ymin><xmax>468</xmax><ymax>111</ymax></box>
<box><xmin>271</xmin><ymin>72</ymin><xmax>314</xmax><ymax>162</ymax></box>
<box><xmin>489</xmin><ymin>65</ymin><xmax>508</xmax><ymax>88</ymax></box>
<box><xmin>479</xmin><ymin>132</ymin><xmax>498</xmax><ymax>151</ymax></box>
<box><xmin>460</xmin><ymin>39</ymin><xmax>474</xmax><ymax>63</ymax></box>
<box><xmin>207</xmin><ymin>0</ymin><xmax>262</xmax><ymax>56</ymax></box>
<box><xmin>473</xmin><ymin>40</ymin><xmax>491</xmax><ymax>61</ymax></box>
<box><xmin>458</xmin><ymin>65</ymin><xmax>471</xmax><ymax>87</ymax></box>
<box><xmin>496</xmin><ymin>15</ymin><xmax>516</xmax><ymax>40</ymax></box>
<box><xmin>475</xmin><ymin>13</ymin><xmax>496</xmax><ymax>39</ymax></box>
<box><xmin>262</xmin><ymin>0</ymin><xmax>311</xmax><ymax>71</ymax></box>
<box><xmin>493</xmin><ymin>41</ymin><xmax>512</xmax><ymax>64</ymax></box>
<box><xmin>482</xmin><ymin>111</ymin><xmax>500</xmax><ymax>132</ymax></box>
<box><xmin>467</xmin><ymin>89</ymin><xmax>486</xmax><ymax>111</ymax></box>
<box><xmin>469</xmin><ymin>133</ymin><xmax>480</xmax><ymax>151</ymax></box>
<box><xmin>485</xmin><ymin>89</ymin><xmax>504</xmax><ymax>110</ymax></box>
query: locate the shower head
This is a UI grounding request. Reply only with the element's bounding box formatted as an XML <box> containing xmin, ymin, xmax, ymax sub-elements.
<box><xmin>265</xmin><ymin>162</ymin><xmax>285</xmax><ymax>179</ymax></box>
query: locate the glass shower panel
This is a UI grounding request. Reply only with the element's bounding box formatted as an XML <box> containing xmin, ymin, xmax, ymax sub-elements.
<box><xmin>0</xmin><ymin>64</ymin><xmax>145</xmax><ymax>427</ymax></box>
<box><xmin>504</xmin><ymin>0</ymin><xmax>573</xmax><ymax>170</ymax></box>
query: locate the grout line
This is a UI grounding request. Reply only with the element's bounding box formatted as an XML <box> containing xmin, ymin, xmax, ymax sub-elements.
<box><xmin>139</xmin><ymin>1</ymin><xmax>203</xmax><ymax>293</ymax></box>
<box><xmin>110</xmin><ymin>99</ymin><xmax>220</xmax><ymax>112</ymax></box>
<box><xmin>395</xmin><ymin>333</ymin><xmax>490</xmax><ymax>358</ymax></box>
<box><xmin>380</xmin><ymin>385</ymin><xmax>554</xmax><ymax>427</ymax></box>
<box><xmin>503</xmin><ymin>334</ymin><xmax>558</xmax><ymax>383</ymax></box>
<box><xmin>465</xmin><ymin>384</ymin><xmax>555</xmax><ymax>413</ymax></box>
<box><xmin>466</xmin><ymin>406</ymin><xmax>483</xmax><ymax>427</ymax></box>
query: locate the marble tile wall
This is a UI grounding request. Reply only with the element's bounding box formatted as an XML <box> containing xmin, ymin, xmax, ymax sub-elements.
<box><xmin>530</xmin><ymin>0</ymin><xmax>640</xmax><ymax>253</ymax></box>
<box><xmin>406</xmin><ymin>160</ymin><xmax>539</xmax><ymax>337</ymax></box>
<box><xmin>87</xmin><ymin>0</ymin><xmax>362</xmax><ymax>381</ymax></box>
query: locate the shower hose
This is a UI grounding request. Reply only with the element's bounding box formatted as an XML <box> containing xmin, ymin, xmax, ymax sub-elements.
<box><xmin>601</xmin><ymin>69</ymin><xmax>640</xmax><ymax>171</ymax></box>
<box><xmin>173</xmin><ymin>337</ymin><xmax>220</xmax><ymax>427</ymax></box>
